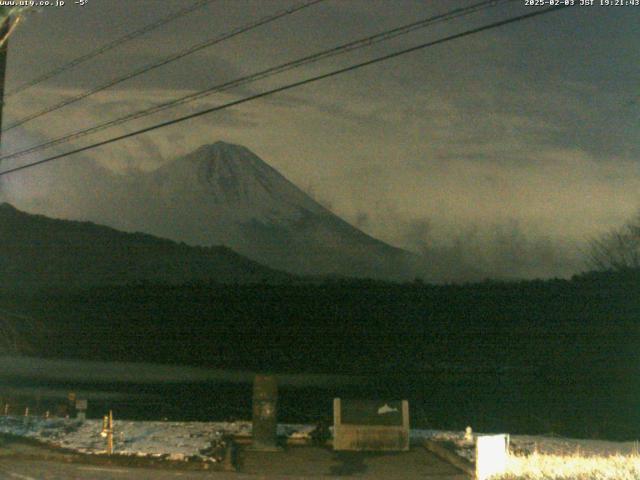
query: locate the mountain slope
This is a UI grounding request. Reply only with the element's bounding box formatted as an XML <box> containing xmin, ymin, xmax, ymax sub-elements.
<box><xmin>124</xmin><ymin>142</ymin><xmax>416</xmax><ymax>279</ymax></box>
<box><xmin>0</xmin><ymin>203</ymin><xmax>290</xmax><ymax>291</ymax></box>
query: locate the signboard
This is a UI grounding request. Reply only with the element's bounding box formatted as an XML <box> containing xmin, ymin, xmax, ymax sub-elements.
<box><xmin>333</xmin><ymin>398</ymin><xmax>409</xmax><ymax>451</ymax></box>
<box><xmin>476</xmin><ymin>434</ymin><xmax>509</xmax><ymax>480</ymax></box>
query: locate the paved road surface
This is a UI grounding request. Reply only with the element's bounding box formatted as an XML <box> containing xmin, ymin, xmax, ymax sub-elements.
<box><xmin>0</xmin><ymin>440</ymin><xmax>468</xmax><ymax>479</ymax></box>
<box><xmin>0</xmin><ymin>461</ymin><xmax>227</xmax><ymax>480</ymax></box>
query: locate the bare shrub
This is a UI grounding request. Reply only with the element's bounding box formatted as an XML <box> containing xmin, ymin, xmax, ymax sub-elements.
<box><xmin>588</xmin><ymin>212</ymin><xmax>640</xmax><ymax>272</ymax></box>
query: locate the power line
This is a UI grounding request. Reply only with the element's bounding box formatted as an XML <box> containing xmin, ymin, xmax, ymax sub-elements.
<box><xmin>0</xmin><ymin>5</ymin><xmax>572</xmax><ymax>179</ymax></box>
<box><xmin>2</xmin><ymin>0</ymin><xmax>325</xmax><ymax>132</ymax></box>
<box><xmin>4</xmin><ymin>0</ymin><xmax>218</xmax><ymax>99</ymax></box>
<box><xmin>0</xmin><ymin>0</ymin><xmax>508</xmax><ymax>163</ymax></box>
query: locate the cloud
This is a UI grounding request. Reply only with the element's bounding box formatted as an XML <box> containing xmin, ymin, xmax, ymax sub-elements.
<box><xmin>404</xmin><ymin>217</ymin><xmax>583</xmax><ymax>282</ymax></box>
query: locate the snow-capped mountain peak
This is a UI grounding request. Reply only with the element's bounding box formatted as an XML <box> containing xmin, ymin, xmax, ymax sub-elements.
<box><xmin>122</xmin><ymin>141</ymin><xmax>415</xmax><ymax>279</ymax></box>
<box><xmin>152</xmin><ymin>141</ymin><xmax>324</xmax><ymax>223</ymax></box>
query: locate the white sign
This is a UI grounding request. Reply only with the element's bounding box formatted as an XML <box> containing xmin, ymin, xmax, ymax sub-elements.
<box><xmin>476</xmin><ymin>434</ymin><xmax>509</xmax><ymax>480</ymax></box>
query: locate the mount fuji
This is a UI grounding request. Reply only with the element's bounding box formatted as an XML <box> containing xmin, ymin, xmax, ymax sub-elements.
<box><xmin>121</xmin><ymin>141</ymin><xmax>416</xmax><ymax>280</ymax></box>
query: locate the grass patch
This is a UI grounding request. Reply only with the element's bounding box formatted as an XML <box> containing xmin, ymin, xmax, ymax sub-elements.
<box><xmin>498</xmin><ymin>452</ymin><xmax>640</xmax><ymax>480</ymax></box>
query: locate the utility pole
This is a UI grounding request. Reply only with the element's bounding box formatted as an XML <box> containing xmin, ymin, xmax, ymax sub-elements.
<box><xmin>0</xmin><ymin>9</ymin><xmax>11</xmax><ymax>149</ymax></box>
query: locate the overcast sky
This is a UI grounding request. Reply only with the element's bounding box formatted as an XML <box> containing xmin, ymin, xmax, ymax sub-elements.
<box><xmin>1</xmin><ymin>0</ymin><xmax>638</xmax><ymax>280</ymax></box>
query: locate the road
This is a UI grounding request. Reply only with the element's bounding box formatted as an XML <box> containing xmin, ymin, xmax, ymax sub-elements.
<box><xmin>0</xmin><ymin>461</ymin><xmax>233</xmax><ymax>480</ymax></box>
<box><xmin>0</xmin><ymin>438</ymin><xmax>469</xmax><ymax>479</ymax></box>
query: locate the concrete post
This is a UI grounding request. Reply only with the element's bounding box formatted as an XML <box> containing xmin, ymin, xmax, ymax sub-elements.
<box><xmin>250</xmin><ymin>375</ymin><xmax>280</xmax><ymax>451</ymax></box>
<box><xmin>75</xmin><ymin>399</ymin><xmax>87</xmax><ymax>421</ymax></box>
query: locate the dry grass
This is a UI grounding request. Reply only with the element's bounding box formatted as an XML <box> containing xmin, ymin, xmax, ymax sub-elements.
<box><xmin>497</xmin><ymin>452</ymin><xmax>640</xmax><ymax>480</ymax></box>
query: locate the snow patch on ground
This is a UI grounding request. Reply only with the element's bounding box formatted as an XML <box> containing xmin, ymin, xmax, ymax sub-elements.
<box><xmin>0</xmin><ymin>416</ymin><xmax>636</xmax><ymax>464</ymax></box>
<box><xmin>0</xmin><ymin>417</ymin><xmax>241</xmax><ymax>460</ymax></box>
<box><xmin>0</xmin><ymin>416</ymin><xmax>320</xmax><ymax>461</ymax></box>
